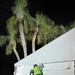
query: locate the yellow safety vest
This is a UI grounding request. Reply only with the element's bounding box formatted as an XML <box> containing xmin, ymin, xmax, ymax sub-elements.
<box><xmin>33</xmin><ymin>66</ymin><xmax>41</xmax><ymax>75</ymax></box>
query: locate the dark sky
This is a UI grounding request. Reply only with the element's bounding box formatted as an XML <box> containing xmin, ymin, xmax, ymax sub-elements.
<box><xmin>0</xmin><ymin>0</ymin><xmax>75</xmax><ymax>29</ymax></box>
<box><xmin>28</xmin><ymin>0</ymin><xmax>75</xmax><ymax>25</ymax></box>
<box><xmin>0</xmin><ymin>0</ymin><xmax>75</xmax><ymax>63</ymax></box>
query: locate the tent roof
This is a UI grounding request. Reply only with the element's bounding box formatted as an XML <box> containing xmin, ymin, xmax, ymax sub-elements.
<box><xmin>14</xmin><ymin>27</ymin><xmax>75</xmax><ymax>66</ymax></box>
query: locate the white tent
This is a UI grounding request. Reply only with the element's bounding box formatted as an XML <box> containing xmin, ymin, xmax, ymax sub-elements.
<box><xmin>14</xmin><ymin>27</ymin><xmax>75</xmax><ymax>75</ymax></box>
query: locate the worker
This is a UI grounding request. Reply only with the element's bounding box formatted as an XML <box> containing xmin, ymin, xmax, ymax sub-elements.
<box><xmin>33</xmin><ymin>64</ymin><xmax>43</xmax><ymax>75</ymax></box>
<box><xmin>30</xmin><ymin>64</ymin><xmax>43</xmax><ymax>75</ymax></box>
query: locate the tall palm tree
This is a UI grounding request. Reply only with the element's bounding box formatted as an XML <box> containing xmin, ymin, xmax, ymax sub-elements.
<box><xmin>6</xmin><ymin>16</ymin><xmax>20</xmax><ymax>61</ymax></box>
<box><xmin>0</xmin><ymin>16</ymin><xmax>21</xmax><ymax>61</ymax></box>
<box><xmin>31</xmin><ymin>13</ymin><xmax>53</xmax><ymax>52</ymax></box>
<box><xmin>12</xmin><ymin>0</ymin><xmax>28</xmax><ymax>57</ymax></box>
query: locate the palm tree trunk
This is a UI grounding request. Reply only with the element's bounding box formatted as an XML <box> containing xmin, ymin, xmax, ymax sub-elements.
<box><xmin>32</xmin><ymin>32</ymin><xmax>37</xmax><ymax>52</ymax></box>
<box><xmin>13</xmin><ymin>47</ymin><xmax>20</xmax><ymax>61</ymax></box>
<box><xmin>11</xmin><ymin>40</ymin><xmax>20</xmax><ymax>61</ymax></box>
<box><xmin>19</xmin><ymin>23</ymin><xmax>27</xmax><ymax>57</ymax></box>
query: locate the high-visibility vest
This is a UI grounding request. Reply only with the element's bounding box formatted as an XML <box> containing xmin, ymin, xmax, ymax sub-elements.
<box><xmin>33</xmin><ymin>66</ymin><xmax>42</xmax><ymax>75</ymax></box>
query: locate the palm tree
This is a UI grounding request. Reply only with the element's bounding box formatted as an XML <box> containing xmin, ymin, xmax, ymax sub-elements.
<box><xmin>0</xmin><ymin>35</ymin><xmax>20</xmax><ymax>61</ymax></box>
<box><xmin>32</xmin><ymin>13</ymin><xmax>68</xmax><ymax>52</ymax></box>
<box><xmin>6</xmin><ymin>16</ymin><xmax>20</xmax><ymax>61</ymax></box>
<box><xmin>0</xmin><ymin>16</ymin><xmax>21</xmax><ymax>61</ymax></box>
<box><xmin>31</xmin><ymin>13</ymin><xmax>54</xmax><ymax>52</ymax></box>
<box><xmin>12</xmin><ymin>0</ymin><xmax>28</xmax><ymax>57</ymax></box>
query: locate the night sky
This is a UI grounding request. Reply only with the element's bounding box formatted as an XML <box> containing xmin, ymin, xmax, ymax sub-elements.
<box><xmin>0</xmin><ymin>0</ymin><xmax>75</xmax><ymax>75</ymax></box>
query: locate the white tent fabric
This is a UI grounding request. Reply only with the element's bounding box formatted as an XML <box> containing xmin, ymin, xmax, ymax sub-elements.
<box><xmin>14</xmin><ymin>27</ymin><xmax>75</xmax><ymax>66</ymax></box>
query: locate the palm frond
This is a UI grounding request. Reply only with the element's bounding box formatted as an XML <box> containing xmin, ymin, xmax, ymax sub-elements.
<box><xmin>37</xmin><ymin>33</ymin><xmax>42</xmax><ymax>44</ymax></box>
<box><xmin>14</xmin><ymin>0</ymin><xmax>28</xmax><ymax>9</ymax></box>
<box><xmin>12</xmin><ymin>0</ymin><xmax>28</xmax><ymax>19</ymax></box>
<box><xmin>0</xmin><ymin>35</ymin><xmax>7</xmax><ymax>46</ymax></box>
<box><xmin>6</xmin><ymin>44</ymin><xmax>12</xmax><ymax>55</ymax></box>
<box><xmin>68</xmin><ymin>21</ymin><xmax>75</xmax><ymax>29</ymax></box>
<box><xmin>25</xmin><ymin>32</ymin><xmax>33</xmax><ymax>41</ymax></box>
<box><xmin>6</xmin><ymin>16</ymin><xmax>18</xmax><ymax>37</ymax></box>
<box><xmin>59</xmin><ymin>25</ymin><xmax>67</xmax><ymax>35</ymax></box>
<box><xmin>24</xmin><ymin>10</ymin><xmax>35</xmax><ymax>33</ymax></box>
